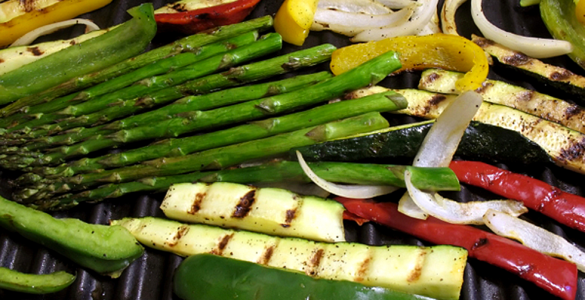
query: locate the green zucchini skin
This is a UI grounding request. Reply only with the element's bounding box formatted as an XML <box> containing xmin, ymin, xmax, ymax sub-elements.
<box><xmin>173</xmin><ymin>254</ymin><xmax>434</xmax><ymax>300</ymax></box>
<box><xmin>293</xmin><ymin>121</ymin><xmax>552</xmax><ymax>166</ymax></box>
<box><xmin>0</xmin><ymin>267</ymin><xmax>75</xmax><ymax>294</ymax></box>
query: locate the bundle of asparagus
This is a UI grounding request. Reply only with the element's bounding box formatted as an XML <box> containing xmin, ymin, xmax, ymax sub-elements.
<box><xmin>0</xmin><ymin>16</ymin><xmax>407</xmax><ymax>211</ymax></box>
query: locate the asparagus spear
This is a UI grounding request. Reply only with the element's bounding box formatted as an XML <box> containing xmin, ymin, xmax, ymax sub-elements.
<box><xmin>18</xmin><ymin>113</ymin><xmax>390</xmax><ymax>203</ymax></box>
<box><xmin>16</xmin><ymin>49</ymin><xmax>401</xmax><ymax>169</ymax></box>
<box><xmin>6</xmin><ymin>32</ymin><xmax>282</xmax><ymax>137</ymax></box>
<box><xmin>6</xmin><ymin>44</ymin><xmax>337</xmax><ymax>159</ymax></box>
<box><xmin>34</xmin><ymin>90</ymin><xmax>405</xmax><ymax>178</ymax></box>
<box><xmin>0</xmin><ymin>32</ymin><xmax>259</xmax><ymax>130</ymax></box>
<box><xmin>40</xmin><ymin>161</ymin><xmax>459</xmax><ymax>211</ymax></box>
<box><xmin>0</xmin><ymin>16</ymin><xmax>274</xmax><ymax>118</ymax></box>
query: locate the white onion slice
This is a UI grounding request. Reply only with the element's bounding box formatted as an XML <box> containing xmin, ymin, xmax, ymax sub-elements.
<box><xmin>312</xmin><ymin>6</ymin><xmax>414</xmax><ymax>37</ymax></box>
<box><xmin>484</xmin><ymin>209</ymin><xmax>585</xmax><ymax>272</ymax></box>
<box><xmin>406</xmin><ymin>171</ymin><xmax>527</xmax><ymax>224</ymax></box>
<box><xmin>441</xmin><ymin>0</ymin><xmax>467</xmax><ymax>35</ymax></box>
<box><xmin>351</xmin><ymin>0</ymin><xmax>438</xmax><ymax>42</ymax></box>
<box><xmin>471</xmin><ymin>0</ymin><xmax>572</xmax><ymax>58</ymax></box>
<box><xmin>296</xmin><ymin>151</ymin><xmax>399</xmax><ymax>199</ymax></box>
<box><xmin>11</xmin><ymin>19</ymin><xmax>100</xmax><ymax>47</ymax></box>
<box><xmin>417</xmin><ymin>8</ymin><xmax>441</xmax><ymax>35</ymax></box>
<box><xmin>375</xmin><ymin>0</ymin><xmax>418</xmax><ymax>9</ymax></box>
<box><xmin>318</xmin><ymin>0</ymin><xmax>393</xmax><ymax>15</ymax></box>
<box><xmin>414</xmin><ymin>90</ymin><xmax>482</xmax><ymax>168</ymax></box>
<box><xmin>398</xmin><ymin>91</ymin><xmax>482</xmax><ymax>219</ymax></box>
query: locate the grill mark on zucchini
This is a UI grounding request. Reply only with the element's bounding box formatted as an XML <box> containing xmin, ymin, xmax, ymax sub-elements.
<box><xmin>419</xmin><ymin>69</ymin><xmax>585</xmax><ymax>134</ymax></box>
<box><xmin>407</xmin><ymin>249</ymin><xmax>428</xmax><ymax>283</ymax></box>
<box><xmin>355</xmin><ymin>256</ymin><xmax>371</xmax><ymax>282</ymax></box>
<box><xmin>308</xmin><ymin>248</ymin><xmax>325</xmax><ymax>276</ymax></box>
<box><xmin>189</xmin><ymin>192</ymin><xmax>206</xmax><ymax>214</ymax></box>
<box><xmin>283</xmin><ymin>208</ymin><xmax>296</xmax><ymax>228</ymax></box>
<box><xmin>232</xmin><ymin>190</ymin><xmax>256</xmax><ymax>218</ymax></box>
<box><xmin>212</xmin><ymin>233</ymin><xmax>234</xmax><ymax>255</ymax></box>
<box><xmin>257</xmin><ymin>245</ymin><xmax>275</xmax><ymax>265</ymax></box>
<box><xmin>167</xmin><ymin>225</ymin><xmax>190</xmax><ymax>247</ymax></box>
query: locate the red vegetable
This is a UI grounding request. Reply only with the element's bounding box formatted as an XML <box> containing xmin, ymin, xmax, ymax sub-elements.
<box><xmin>155</xmin><ymin>0</ymin><xmax>261</xmax><ymax>34</ymax></box>
<box><xmin>337</xmin><ymin>197</ymin><xmax>578</xmax><ymax>300</ymax></box>
<box><xmin>449</xmin><ymin>160</ymin><xmax>585</xmax><ymax>232</ymax></box>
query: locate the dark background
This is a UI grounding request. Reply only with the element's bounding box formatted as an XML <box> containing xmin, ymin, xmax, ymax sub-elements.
<box><xmin>1</xmin><ymin>0</ymin><xmax>584</xmax><ymax>299</ymax></box>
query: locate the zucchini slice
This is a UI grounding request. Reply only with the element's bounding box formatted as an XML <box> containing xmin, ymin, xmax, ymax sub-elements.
<box><xmin>418</xmin><ymin>68</ymin><xmax>585</xmax><ymax>134</ymax></box>
<box><xmin>113</xmin><ymin>217</ymin><xmax>468</xmax><ymax>300</ymax></box>
<box><xmin>347</xmin><ymin>87</ymin><xmax>584</xmax><ymax>174</ymax></box>
<box><xmin>161</xmin><ymin>182</ymin><xmax>346</xmax><ymax>242</ymax></box>
<box><xmin>472</xmin><ymin>34</ymin><xmax>585</xmax><ymax>99</ymax></box>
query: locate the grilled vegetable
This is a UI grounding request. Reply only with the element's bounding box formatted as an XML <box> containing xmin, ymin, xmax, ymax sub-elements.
<box><xmin>0</xmin><ymin>3</ymin><xmax>156</xmax><ymax>106</ymax></box>
<box><xmin>113</xmin><ymin>217</ymin><xmax>468</xmax><ymax>300</ymax></box>
<box><xmin>20</xmin><ymin>113</ymin><xmax>390</xmax><ymax>203</ymax></box>
<box><xmin>450</xmin><ymin>160</ymin><xmax>585</xmax><ymax>233</ymax></box>
<box><xmin>293</xmin><ymin>120</ymin><xmax>553</xmax><ymax>166</ymax></box>
<box><xmin>53</xmin><ymin>160</ymin><xmax>460</xmax><ymax>211</ymax></box>
<box><xmin>541</xmin><ymin>0</ymin><xmax>585</xmax><ymax>69</ymax></box>
<box><xmin>329</xmin><ymin>33</ymin><xmax>489</xmax><ymax>91</ymax></box>
<box><xmin>0</xmin><ymin>29</ymin><xmax>107</xmax><ymax>76</ymax></box>
<box><xmin>174</xmin><ymin>254</ymin><xmax>435</xmax><ymax>300</ymax></box>
<box><xmin>472</xmin><ymin>34</ymin><xmax>585</xmax><ymax>100</ymax></box>
<box><xmin>346</xmin><ymin>87</ymin><xmax>585</xmax><ymax>174</ymax></box>
<box><xmin>418</xmin><ymin>68</ymin><xmax>585</xmax><ymax>134</ymax></box>
<box><xmin>161</xmin><ymin>182</ymin><xmax>346</xmax><ymax>242</ymax></box>
<box><xmin>0</xmin><ymin>0</ymin><xmax>112</xmax><ymax>48</ymax></box>
<box><xmin>274</xmin><ymin>0</ymin><xmax>320</xmax><ymax>46</ymax></box>
<box><xmin>0</xmin><ymin>267</ymin><xmax>75</xmax><ymax>294</ymax></box>
<box><xmin>0</xmin><ymin>15</ymin><xmax>274</xmax><ymax>118</ymax></box>
<box><xmin>155</xmin><ymin>0</ymin><xmax>262</xmax><ymax>34</ymax></box>
<box><xmin>0</xmin><ymin>196</ymin><xmax>144</xmax><ymax>278</ymax></box>
<box><xmin>338</xmin><ymin>198</ymin><xmax>578</xmax><ymax>300</ymax></box>
<box><xmin>6</xmin><ymin>32</ymin><xmax>280</xmax><ymax>138</ymax></box>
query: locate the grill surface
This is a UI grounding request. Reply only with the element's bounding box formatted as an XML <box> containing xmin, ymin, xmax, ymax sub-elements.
<box><xmin>1</xmin><ymin>0</ymin><xmax>584</xmax><ymax>299</ymax></box>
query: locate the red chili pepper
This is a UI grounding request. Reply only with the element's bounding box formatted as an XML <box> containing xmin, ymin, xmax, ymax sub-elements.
<box><xmin>336</xmin><ymin>197</ymin><xmax>578</xmax><ymax>300</ymax></box>
<box><xmin>449</xmin><ymin>160</ymin><xmax>585</xmax><ymax>232</ymax></box>
<box><xmin>155</xmin><ymin>0</ymin><xmax>261</xmax><ymax>34</ymax></box>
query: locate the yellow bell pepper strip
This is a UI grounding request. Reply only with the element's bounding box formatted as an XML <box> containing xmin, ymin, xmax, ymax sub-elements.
<box><xmin>0</xmin><ymin>0</ymin><xmax>113</xmax><ymax>48</ymax></box>
<box><xmin>274</xmin><ymin>0</ymin><xmax>319</xmax><ymax>46</ymax></box>
<box><xmin>330</xmin><ymin>33</ymin><xmax>490</xmax><ymax>92</ymax></box>
<box><xmin>576</xmin><ymin>0</ymin><xmax>585</xmax><ymax>25</ymax></box>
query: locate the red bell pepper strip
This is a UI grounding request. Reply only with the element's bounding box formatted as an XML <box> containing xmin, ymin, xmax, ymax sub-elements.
<box><xmin>450</xmin><ymin>160</ymin><xmax>585</xmax><ymax>232</ymax></box>
<box><xmin>337</xmin><ymin>197</ymin><xmax>578</xmax><ymax>300</ymax></box>
<box><xmin>155</xmin><ymin>0</ymin><xmax>261</xmax><ymax>34</ymax></box>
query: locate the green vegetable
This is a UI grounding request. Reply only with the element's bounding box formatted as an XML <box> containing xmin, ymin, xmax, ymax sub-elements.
<box><xmin>43</xmin><ymin>160</ymin><xmax>458</xmax><ymax>211</ymax></box>
<box><xmin>0</xmin><ymin>267</ymin><xmax>75</xmax><ymax>294</ymax></box>
<box><xmin>20</xmin><ymin>113</ymin><xmax>390</xmax><ymax>203</ymax></box>
<box><xmin>161</xmin><ymin>182</ymin><xmax>346</xmax><ymax>242</ymax></box>
<box><xmin>4</xmin><ymin>43</ymin><xmax>336</xmax><ymax>162</ymax></box>
<box><xmin>7</xmin><ymin>32</ymin><xmax>280</xmax><ymax>137</ymax></box>
<box><xmin>0</xmin><ymin>3</ymin><xmax>157</xmax><ymax>106</ymax></box>
<box><xmin>0</xmin><ymin>31</ymin><xmax>259</xmax><ymax>131</ymax></box>
<box><xmin>0</xmin><ymin>15</ymin><xmax>274</xmax><ymax>117</ymax></box>
<box><xmin>35</xmin><ymin>88</ymin><xmax>397</xmax><ymax>178</ymax></box>
<box><xmin>174</xmin><ymin>254</ymin><xmax>436</xmax><ymax>300</ymax></box>
<box><xmin>541</xmin><ymin>0</ymin><xmax>585</xmax><ymax>69</ymax></box>
<box><xmin>294</xmin><ymin>120</ymin><xmax>553</xmax><ymax>166</ymax></box>
<box><xmin>114</xmin><ymin>217</ymin><xmax>467</xmax><ymax>300</ymax></box>
<box><xmin>418</xmin><ymin>68</ymin><xmax>585</xmax><ymax>134</ymax></box>
<box><xmin>0</xmin><ymin>196</ymin><xmax>144</xmax><ymax>278</ymax></box>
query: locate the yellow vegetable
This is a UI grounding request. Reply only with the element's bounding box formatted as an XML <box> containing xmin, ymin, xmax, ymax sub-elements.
<box><xmin>330</xmin><ymin>33</ymin><xmax>490</xmax><ymax>92</ymax></box>
<box><xmin>0</xmin><ymin>0</ymin><xmax>112</xmax><ymax>48</ymax></box>
<box><xmin>273</xmin><ymin>0</ymin><xmax>319</xmax><ymax>46</ymax></box>
<box><xmin>576</xmin><ymin>0</ymin><xmax>585</xmax><ymax>25</ymax></box>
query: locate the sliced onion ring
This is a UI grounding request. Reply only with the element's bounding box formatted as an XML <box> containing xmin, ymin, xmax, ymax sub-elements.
<box><xmin>296</xmin><ymin>151</ymin><xmax>399</xmax><ymax>199</ymax></box>
<box><xmin>375</xmin><ymin>0</ymin><xmax>417</xmax><ymax>9</ymax></box>
<box><xmin>11</xmin><ymin>19</ymin><xmax>101</xmax><ymax>47</ymax></box>
<box><xmin>351</xmin><ymin>0</ymin><xmax>438</xmax><ymax>42</ymax></box>
<box><xmin>318</xmin><ymin>0</ymin><xmax>393</xmax><ymax>15</ymax></box>
<box><xmin>398</xmin><ymin>91</ymin><xmax>482</xmax><ymax>219</ymax></box>
<box><xmin>471</xmin><ymin>0</ymin><xmax>572</xmax><ymax>58</ymax></box>
<box><xmin>441</xmin><ymin>0</ymin><xmax>467</xmax><ymax>35</ymax></box>
<box><xmin>406</xmin><ymin>171</ymin><xmax>527</xmax><ymax>224</ymax></box>
<box><xmin>484</xmin><ymin>209</ymin><xmax>585</xmax><ymax>272</ymax></box>
<box><xmin>312</xmin><ymin>6</ymin><xmax>414</xmax><ymax>37</ymax></box>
